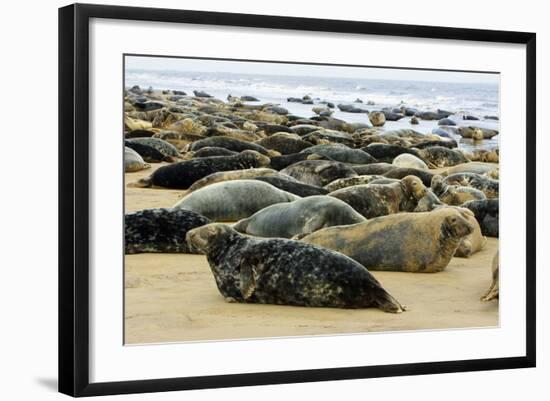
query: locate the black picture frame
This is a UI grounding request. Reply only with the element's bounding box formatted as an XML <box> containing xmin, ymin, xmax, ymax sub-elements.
<box><xmin>58</xmin><ymin>3</ymin><xmax>536</xmax><ymax>397</ymax></box>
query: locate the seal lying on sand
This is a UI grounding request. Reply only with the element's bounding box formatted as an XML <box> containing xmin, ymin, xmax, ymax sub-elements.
<box><xmin>255</xmin><ymin>133</ymin><xmax>312</xmax><ymax>155</ymax></box>
<box><xmin>454</xmin><ymin>210</ymin><xmax>487</xmax><ymax>257</ymax></box>
<box><xmin>431</xmin><ymin>175</ymin><xmax>486</xmax><ymax>205</ymax></box>
<box><xmin>281</xmin><ymin>159</ymin><xmax>358</xmax><ymax>187</ymax></box>
<box><xmin>188</xmin><ymin>136</ymin><xmax>279</xmax><ymax>157</ymax></box>
<box><xmin>361</xmin><ymin>144</ymin><xmax>421</xmax><ymax>163</ymax></box>
<box><xmin>481</xmin><ymin>251</ymin><xmax>499</xmax><ymax>301</ymax></box>
<box><xmin>442</xmin><ymin>162</ymin><xmax>499</xmax><ymax>177</ymax></box>
<box><xmin>127</xmin><ymin>137</ymin><xmax>182</xmax><ymax>160</ymax></box>
<box><xmin>415</xmin><ymin>146</ymin><xmax>470</xmax><ymax>168</ymax></box>
<box><xmin>185</xmin><ymin>224</ymin><xmax>405</xmax><ymax>312</ymax></box>
<box><xmin>186</xmin><ymin>168</ymin><xmax>284</xmax><ymax>193</ymax></box>
<box><xmin>269</xmin><ymin>152</ymin><xmax>328</xmax><ymax>170</ymax></box>
<box><xmin>125</xmin><ymin>147</ymin><xmax>150</xmax><ymax>172</ymax></box>
<box><xmin>300</xmin><ymin>208</ymin><xmax>473</xmax><ymax>273</ymax></box>
<box><xmin>329</xmin><ymin>176</ymin><xmax>427</xmax><ymax>218</ymax></box>
<box><xmin>462</xmin><ymin>199</ymin><xmax>499</xmax><ymax>237</ymax></box>
<box><xmin>254</xmin><ymin>176</ymin><xmax>329</xmax><ymax>197</ymax></box>
<box><xmin>392</xmin><ymin>153</ymin><xmax>429</xmax><ymax>170</ymax></box>
<box><xmin>128</xmin><ymin>150</ymin><xmax>270</xmax><ymax>189</ymax></box>
<box><xmin>233</xmin><ymin>195</ymin><xmax>366</xmax><ymax>238</ymax></box>
<box><xmin>323</xmin><ymin>175</ymin><xmax>386</xmax><ymax>192</ymax></box>
<box><xmin>191</xmin><ymin>147</ymin><xmax>238</xmax><ymax>158</ymax></box>
<box><xmin>351</xmin><ymin>163</ymin><xmax>396</xmax><ymax>176</ymax></box>
<box><xmin>382</xmin><ymin>167</ymin><xmax>435</xmax><ymax>187</ymax></box>
<box><xmin>125</xmin><ymin>208</ymin><xmax>211</xmax><ymax>254</ymax></box>
<box><xmin>300</xmin><ymin>144</ymin><xmax>377</xmax><ymax>164</ymax></box>
<box><xmin>173</xmin><ymin>180</ymin><xmax>299</xmax><ymax>221</ymax></box>
<box><xmin>443</xmin><ymin>173</ymin><xmax>499</xmax><ymax>198</ymax></box>
<box><xmin>124</xmin><ymin>139</ymin><xmax>174</xmax><ymax>163</ymax></box>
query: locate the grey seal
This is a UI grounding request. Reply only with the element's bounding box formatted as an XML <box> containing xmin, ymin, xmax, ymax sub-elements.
<box><xmin>125</xmin><ymin>208</ymin><xmax>211</xmax><ymax>254</ymax></box>
<box><xmin>233</xmin><ymin>195</ymin><xmax>366</xmax><ymax>238</ymax></box>
<box><xmin>300</xmin><ymin>208</ymin><xmax>473</xmax><ymax>273</ymax></box>
<box><xmin>329</xmin><ymin>175</ymin><xmax>427</xmax><ymax>218</ymax></box>
<box><xmin>173</xmin><ymin>180</ymin><xmax>300</xmax><ymax>221</ymax></box>
<box><xmin>185</xmin><ymin>224</ymin><xmax>405</xmax><ymax>312</ymax></box>
<box><xmin>128</xmin><ymin>150</ymin><xmax>270</xmax><ymax>189</ymax></box>
<box><xmin>281</xmin><ymin>159</ymin><xmax>358</xmax><ymax>187</ymax></box>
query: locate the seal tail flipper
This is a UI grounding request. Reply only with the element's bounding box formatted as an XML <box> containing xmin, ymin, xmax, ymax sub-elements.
<box><xmin>127</xmin><ymin>176</ymin><xmax>153</xmax><ymax>188</ymax></box>
<box><xmin>375</xmin><ymin>289</ymin><xmax>406</xmax><ymax>313</ymax></box>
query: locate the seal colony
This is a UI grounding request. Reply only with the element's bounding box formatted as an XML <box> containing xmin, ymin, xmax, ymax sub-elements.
<box><xmin>124</xmin><ymin>83</ymin><xmax>499</xmax><ymax>338</ymax></box>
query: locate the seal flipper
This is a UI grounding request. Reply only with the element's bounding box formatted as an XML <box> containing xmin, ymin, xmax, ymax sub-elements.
<box><xmin>374</xmin><ymin>288</ymin><xmax>406</xmax><ymax>313</ymax></box>
<box><xmin>240</xmin><ymin>257</ymin><xmax>261</xmax><ymax>300</ymax></box>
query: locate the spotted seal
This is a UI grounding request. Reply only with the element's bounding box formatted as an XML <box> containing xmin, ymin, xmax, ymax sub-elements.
<box><xmin>128</xmin><ymin>150</ymin><xmax>270</xmax><ymax>189</ymax></box>
<box><xmin>255</xmin><ymin>133</ymin><xmax>312</xmax><ymax>155</ymax></box>
<box><xmin>124</xmin><ymin>147</ymin><xmax>151</xmax><ymax>172</ymax></box>
<box><xmin>415</xmin><ymin>146</ymin><xmax>470</xmax><ymax>168</ymax></box>
<box><xmin>323</xmin><ymin>175</ymin><xmax>386</xmax><ymax>192</ymax></box>
<box><xmin>188</xmin><ymin>136</ymin><xmax>280</xmax><ymax>157</ymax></box>
<box><xmin>382</xmin><ymin>167</ymin><xmax>435</xmax><ymax>187</ymax></box>
<box><xmin>186</xmin><ymin>168</ymin><xmax>285</xmax><ymax>193</ymax></box>
<box><xmin>392</xmin><ymin>153</ymin><xmax>429</xmax><ymax>170</ymax></box>
<box><xmin>300</xmin><ymin>144</ymin><xmax>377</xmax><ymax>164</ymax></box>
<box><xmin>185</xmin><ymin>224</ymin><xmax>405</xmax><ymax>312</ymax></box>
<box><xmin>462</xmin><ymin>199</ymin><xmax>499</xmax><ymax>237</ymax></box>
<box><xmin>431</xmin><ymin>175</ymin><xmax>487</xmax><ymax>205</ymax></box>
<box><xmin>329</xmin><ymin>175</ymin><xmax>427</xmax><ymax>218</ymax></box>
<box><xmin>125</xmin><ymin>208</ymin><xmax>211</xmax><ymax>254</ymax></box>
<box><xmin>481</xmin><ymin>251</ymin><xmax>499</xmax><ymax>301</ymax></box>
<box><xmin>300</xmin><ymin>208</ymin><xmax>473</xmax><ymax>273</ymax></box>
<box><xmin>254</xmin><ymin>176</ymin><xmax>329</xmax><ymax>197</ymax></box>
<box><xmin>233</xmin><ymin>195</ymin><xmax>366</xmax><ymax>238</ymax></box>
<box><xmin>281</xmin><ymin>159</ymin><xmax>358</xmax><ymax>187</ymax></box>
<box><xmin>443</xmin><ymin>173</ymin><xmax>499</xmax><ymax>199</ymax></box>
<box><xmin>173</xmin><ymin>180</ymin><xmax>299</xmax><ymax>221</ymax></box>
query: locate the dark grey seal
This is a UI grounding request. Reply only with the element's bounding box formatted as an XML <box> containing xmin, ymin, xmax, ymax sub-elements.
<box><xmin>188</xmin><ymin>136</ymin><xmax>278</xmax><ymax>157</ymax></box>
<box><xmin>301</xmin><ymin>144</ymin><xmax>377</xmax><ymax>164</ymax></box>
<box><xmin>186</xmin><ymin>224</ymin><xmax>405</xmax><ymax>312</ymax></box>
<box><xmin>125</xmin><ymin>208</ymin><xmax>211</xmax><ymax>254</ymax></box>
<box><xmin>128</xmin><ymin>150</ymin><xmax>270</xmax><ymax>189</ymax></box>
<box><xmin>462</xmin><ymin>199</ymin><xmax>499</xmax><ymax>237</ymax></box>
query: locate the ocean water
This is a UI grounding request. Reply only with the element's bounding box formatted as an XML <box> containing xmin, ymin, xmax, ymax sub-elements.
<box><xmin>125</xmin><ymin>69</ymin><xmax>500</xmax><ymax>152</ymax></box>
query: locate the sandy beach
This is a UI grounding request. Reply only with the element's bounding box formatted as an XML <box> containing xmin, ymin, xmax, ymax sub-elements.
<box><xmin>124</xmin><ymin>164</ymin><xmax>498</xmax><ymax>345</ymax></box>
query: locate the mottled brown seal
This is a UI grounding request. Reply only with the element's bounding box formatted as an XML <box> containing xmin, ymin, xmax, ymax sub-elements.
<box><xmin>329</xmin><ymin>175</ymin><xmax>427</xmax><ymax>218</ymax></box>
<box><xmin>300</xmin><ymin>208</ymin><xmax>473</xmax><ymax>273</ymax></box>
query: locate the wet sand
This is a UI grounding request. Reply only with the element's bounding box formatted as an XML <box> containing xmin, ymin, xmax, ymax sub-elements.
<box><xmin>124</xmin><ymin>164</ymin><xmax>498</xmax><ymax>344</ymax></box>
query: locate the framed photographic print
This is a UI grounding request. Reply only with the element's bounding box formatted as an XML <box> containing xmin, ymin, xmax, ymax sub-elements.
<box><xmin>58</xmin><ymin>3</ymin><xmax>536</xmax><ymax>397</ymax></box>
